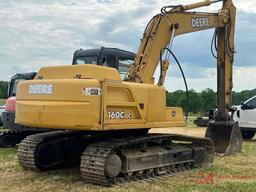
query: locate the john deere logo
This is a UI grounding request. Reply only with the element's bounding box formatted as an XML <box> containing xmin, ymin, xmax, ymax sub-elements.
<box><xmin>191</xmin><ymin>17</ymin><xmax>209</xmax><ymax>28</ymax></box>
<box><xmin>28</xmin><ymin>84</ymin><xmax>53</xmax><ymax>94</ymax></box>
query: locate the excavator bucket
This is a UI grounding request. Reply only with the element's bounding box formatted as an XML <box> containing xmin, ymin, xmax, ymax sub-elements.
<box><xmin>205</xmin><ymin>120</ymin><xmax>243</xmax><ymax>155</ymax></box>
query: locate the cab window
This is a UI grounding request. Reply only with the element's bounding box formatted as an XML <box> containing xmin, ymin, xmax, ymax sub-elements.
<box><xmin>106</xmin><ymin>55</ymin><xmax>116</xmax><ymax>68</ymax></box>
<box><xmin>118</xmin><ymin>58</ymin><xmax>134</xmax><ymax>79</ymax></box>
<box><xmin>74</xmin><ymin>56</ymin><xmax>98</xmax><ymax>64</ymax></box>
<box><xmin>246</xmin><ymin>97</ymin><xmax>256</xmax><ymax>109</ymax></box>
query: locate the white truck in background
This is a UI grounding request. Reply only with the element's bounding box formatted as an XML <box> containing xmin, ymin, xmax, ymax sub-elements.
<box><xmin>233</xmin><ymin>95</ymin><xmax>256</xmax><ymax>139</ymax></box>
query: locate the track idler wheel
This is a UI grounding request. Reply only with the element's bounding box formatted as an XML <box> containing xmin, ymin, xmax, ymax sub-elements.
<box><xmin>105</xmin><ymin>154</ymin><xmax>122</xmax><ymax>179</ymax></box>
<box><xmin>205</xmin><ymin>120</ymin><xmax>243</xmax><ymax>155</ymax></box>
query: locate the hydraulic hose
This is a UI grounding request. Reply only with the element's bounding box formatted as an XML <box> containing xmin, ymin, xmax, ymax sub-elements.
<box><xmin>160</xmin><ymin>48</ymin><xmax>189</xmax><ymax>122</ymax></box>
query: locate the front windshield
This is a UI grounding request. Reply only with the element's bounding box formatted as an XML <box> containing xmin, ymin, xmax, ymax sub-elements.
<box><xmin>10</xmin><ymin>79</ymin><xmax>25</xmax><ymax>96</ymax></box>
<box><xmin>74</xmin><ymin>56</ymin><xmax>98</xmax><ymax>65</ymax></box>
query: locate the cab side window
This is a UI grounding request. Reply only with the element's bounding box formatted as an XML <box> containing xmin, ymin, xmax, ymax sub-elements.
<box><xmin>74</xmin><ymin>56</ymin><xmax>98</xmax><ymax>64</ymax></box>
<box><xmin>246</xmin><ymin>98</ymin><xmax>256</xmax><ymax>109</ymax></box>
<box><xmin>106</xmin><ymin>55</ymin><xmax>116</xmax><ymax>68</ymax></box>
<box><xmin>118</xmin><ymin>57</ymin><xmax>134</xmax><ymax>79</ymax></box>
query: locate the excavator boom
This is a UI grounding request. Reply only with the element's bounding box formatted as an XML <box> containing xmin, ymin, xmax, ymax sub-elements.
<box><xmin>125</xmin><ymin>0</ymin><xmax>242</xmax><ymax>154</ymax></box>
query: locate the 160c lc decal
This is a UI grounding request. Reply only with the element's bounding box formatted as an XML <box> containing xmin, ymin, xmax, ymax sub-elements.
<box><xmin>108</xmin><ymin>111</ymin><xmax>132</xmax><ymax>119</ymax></box>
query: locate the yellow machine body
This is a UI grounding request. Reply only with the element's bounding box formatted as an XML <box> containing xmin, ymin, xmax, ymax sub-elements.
<box><xmin>16</xmin><ymin>1</ymin><xmax>239</xmax><ymax>185</ymax></box>
<box><xmin>16</xmin><ymin>0</ymin><xmax>241</xmax><ymax>158</ymax></box>
<box><xmin>16</xmin><ymin>64</ymin><xmax>184</xmax><ymax>131</ymax></box>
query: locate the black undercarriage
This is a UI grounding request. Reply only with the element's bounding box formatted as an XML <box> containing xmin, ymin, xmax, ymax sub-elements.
<box><xmin>17</xmin><ymin>130</ymin><xmax>214</xmax><ymax>186</ymax></box>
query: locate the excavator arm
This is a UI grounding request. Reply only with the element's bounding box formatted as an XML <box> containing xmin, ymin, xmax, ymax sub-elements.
<box><xmin>126</xmin><ymin>1</ymin><xmax>231</xmax><ymax>83</ymax></box>
<box><xmin>126</xmin><ymin>0</ymin><xmax>242</xmax><ymax>155</ymax></box>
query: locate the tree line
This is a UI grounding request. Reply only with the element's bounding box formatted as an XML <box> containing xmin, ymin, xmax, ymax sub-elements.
<box><xmin>167</xmin><ymin>88</ymin><xmax>256</xmax><ymax>114</ymax></box>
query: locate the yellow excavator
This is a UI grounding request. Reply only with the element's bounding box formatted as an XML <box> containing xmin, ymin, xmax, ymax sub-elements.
<box><xmin>16</xmin><ymin>0</ymin><xmax>242</xmax><ymax>186</ymax></box>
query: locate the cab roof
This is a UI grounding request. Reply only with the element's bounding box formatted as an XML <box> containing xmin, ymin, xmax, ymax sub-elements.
<box><xmin>11</xmin><ymin>72</ymin><xmax>37</xmax><ymax>81</ymax></box>
<box><xmin>73</xmin><ymin>47</ymin><xmax>135</xmax><ymax>60</ymax></box>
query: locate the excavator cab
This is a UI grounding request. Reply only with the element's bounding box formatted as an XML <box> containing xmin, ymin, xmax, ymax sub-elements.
<box><xmin>72</xmin><ymin>47</ymin><xmax>136</xmax><ymax>79</ymax></box>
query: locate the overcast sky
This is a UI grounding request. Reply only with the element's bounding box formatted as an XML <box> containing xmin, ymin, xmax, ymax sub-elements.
<box><xmin>0</xmin><ymin>0</ymin><xmax>256</xmax><ymax>92</ymax></box>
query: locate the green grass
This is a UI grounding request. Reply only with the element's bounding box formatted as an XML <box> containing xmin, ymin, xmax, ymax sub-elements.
<box><xmin>0</xmin><ymin>129</ymin><xmax>256</xmax><ymax>192</ymax></box>
<box><xmin>0</xmin><ymin>99</ymin><xmax>5</xmax><ymax>105</ymax></box>
<box><xmin>186</xmin><ymin>117</ymin><xmax>200</xmax><ymax>128</ymax></box>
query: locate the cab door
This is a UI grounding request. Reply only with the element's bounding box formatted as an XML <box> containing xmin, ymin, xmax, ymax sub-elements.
<box><xmin>239</xmin><ymin>97</ymin><xmax>256</xmax><ymax>128</ymax></box>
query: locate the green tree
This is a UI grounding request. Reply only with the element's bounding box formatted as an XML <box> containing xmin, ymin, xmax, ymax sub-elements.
<box><xmin>201</xmin><ymin>88</ymin><xmax>216</xmax><ymax>113</ymax></box>
<box><xmin>167</xmin><ymin>89</ymin><xmax>202</xmax><ymax>114</ymax></box>
<box><xmin>232</xmin><ymin>89</ymin><xmax>256</xmax><ymax>105</ymax></box>
<box><xmin>188</xmin><ymin>89</ymin><xmax>202</xmax><ymax>113</ymax></box>
<box><xmin>166</xmin><ymin>90</ymin><xmax>186</xmax><ymax>107</ymax></box>
<box><xmin>167</xmin><ymin>88</ymin><xmax>256</xmax><ymax>114</ymax></box>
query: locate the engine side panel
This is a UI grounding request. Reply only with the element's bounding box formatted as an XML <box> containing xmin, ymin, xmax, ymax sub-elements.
<box><xmin>16</xmin><ymin>79</ymin><xmax>102</xmax><ymax>130</ymax></box>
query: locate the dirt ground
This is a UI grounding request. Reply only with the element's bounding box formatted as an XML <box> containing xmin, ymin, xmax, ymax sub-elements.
<box><xmin>150</xmin><ymin>126</ymin><xmax>206</xmax><ymax>136</ymax></box>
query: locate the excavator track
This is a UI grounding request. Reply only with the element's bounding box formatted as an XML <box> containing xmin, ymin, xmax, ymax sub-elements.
<box><xmin>17</xmin><ymin>130</ymin><xmax>95</xmax><ymax>171</ymax></box>
<box><xmin>17</xmin><ymin>131</ymin><xmax>214</xmax><ymax>186</ymax></box>
<box><xmin>17</xmin><ymin>129</ymin><xmax>149</xmax><ymax>171</ymax></box>
<box><xmin>0</xmin><ymin>130</ymin><xmax>46</xmax><ymax>147</ymax></box>
<box><xmin>81</xmin><ymin>134</ymin><xmax>214</xmax><ymax>186</ymax></box>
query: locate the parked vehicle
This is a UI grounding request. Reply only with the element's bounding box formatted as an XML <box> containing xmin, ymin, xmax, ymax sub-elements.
<box><xmin>233</xmin><ymin>95</ymin><xmax>256</xmax><ymax>139</ymax></box>
<box><xmin>2</xmin><ymin>72</ymin><xmax>37</xmax><ymax>130</ymax></box>
<box><xmin>0</xmin><ymin>105</ymin><xmax>5</xmax><ymax>126</ymax></box>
